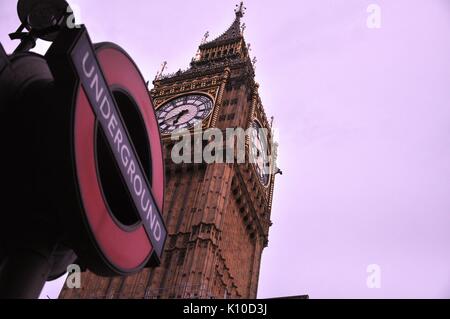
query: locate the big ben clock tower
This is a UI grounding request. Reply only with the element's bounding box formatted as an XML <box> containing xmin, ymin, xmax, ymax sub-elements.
<box><xmin>60</xmin><ymin>2</ymin><xmax>277</xmax><ymax>299</ymax></box>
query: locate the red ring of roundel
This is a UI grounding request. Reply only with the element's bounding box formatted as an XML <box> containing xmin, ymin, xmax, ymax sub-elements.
<box><xmin>73</xmin><ymin>45</ymin><xmax>164</xmax><ymax>272</ymax></box>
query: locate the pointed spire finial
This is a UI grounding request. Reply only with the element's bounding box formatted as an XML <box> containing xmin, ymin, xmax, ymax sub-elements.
<box><xmin>241</xmin><ymin>23</ymin><xmax>246</xmax><ymax>35</ymax></box>
<box><xmin>154</xmin><ymin>61</ymin><xmax>167</xmax><ymax>80</ymax></box>
<box><xmin>235</xmin><ymin>2</ymin><xmax>246</xmax><ymax>18</ymax></box>
<box><xmin>201</xmin><ymin>31</ymin><xmax>210</xmax><ymax>44</ymax></box>
<box><xmin>194</xmin><ymin>31</ymin><xmax>210</xmax><ymax>61</ymax></box>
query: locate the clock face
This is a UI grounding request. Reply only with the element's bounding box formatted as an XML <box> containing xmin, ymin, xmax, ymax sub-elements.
<box><xmin>156</xmin><ymin>94</ymin><xmax>214</xmax><ymax>134</ymax></box>
<box><xmin>250</xmin><ymin>121</ymin><xmax>270</xmax><ymax>186</ymax></box>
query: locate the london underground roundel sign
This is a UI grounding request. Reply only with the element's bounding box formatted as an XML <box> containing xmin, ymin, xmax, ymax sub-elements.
<box><xmin>46</xmin><ymin>26</ymin><xmax>167</xmax><ymax>276</ymax></box>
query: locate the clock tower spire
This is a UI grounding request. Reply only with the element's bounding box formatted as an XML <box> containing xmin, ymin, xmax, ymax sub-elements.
<box><xmin>191</xmin><ymin>2</ymin><xmax>249</xmax><ymax>67</ymax></box>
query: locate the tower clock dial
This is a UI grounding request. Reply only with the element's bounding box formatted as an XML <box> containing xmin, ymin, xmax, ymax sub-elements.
<box><xmin>250</xmin><ymin>121</ymin><xmax>270</xmax><ymax>186</ymax></box>
<box><xmin>156</xmin><ymin>94</ymin><xmax>214</xmax><ymax>134</ymax></box>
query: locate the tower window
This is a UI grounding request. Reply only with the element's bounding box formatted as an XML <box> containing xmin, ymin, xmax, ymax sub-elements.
<box><xmin>223</xmin><ymin>100</ymin><xmax>230</xmax><ymax>107</ymax></box>
<box><xmin>231</xmin><ymin>98</ymin><xmax>238</xmax><ymax>105</ymax></box>
<box><xmin>219</xmin><ymin>115</ymin><xmax>226</xmax><ymax>122</ymax></box>
<box><xmin>204</xmin><ymin>53</ymin><xmax>209</xmax><ymax>59</ymax></box>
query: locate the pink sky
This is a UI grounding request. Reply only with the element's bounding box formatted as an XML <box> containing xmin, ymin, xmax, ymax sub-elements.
<box><xmin>1</xmin><ymin>0</ymin><xmax>450</xmax><ymax>298</ymax></box>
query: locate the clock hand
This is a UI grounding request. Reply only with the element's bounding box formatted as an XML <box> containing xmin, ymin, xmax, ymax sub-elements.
<box><xmin>173</xmin><ymin>110</ymin><xmax>189</xmax><ymax>124</ymax></box>
<box><xmin>164</xmin><ymin>109</ymin><xmax>188</xmax><ymax>124</ymax></box>
<box><xmin>165</xmin><ymin>113</ymin><xmax>181</xmax><ymax>122</ymax></box>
